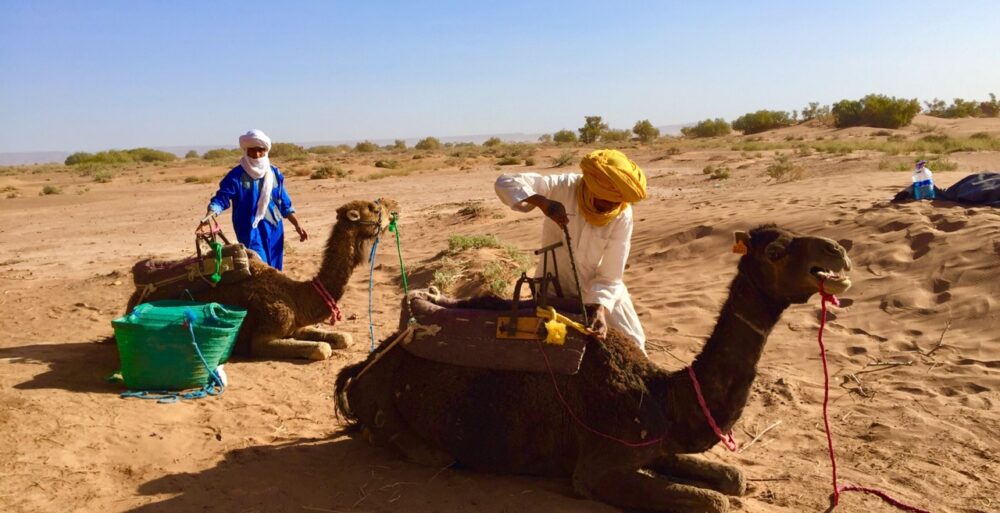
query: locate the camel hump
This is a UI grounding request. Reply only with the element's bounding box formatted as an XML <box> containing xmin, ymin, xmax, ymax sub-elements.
<box><xmin>397</xmin><ymin>288</ymin><xmax>589</xmax><ymax>375</ymax></box>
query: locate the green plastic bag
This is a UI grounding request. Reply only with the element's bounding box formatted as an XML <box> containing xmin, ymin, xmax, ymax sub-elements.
<box><xmin>112</xmin><ymin>300</ymin><xmax>247</xmax><ymax>391</ymax></box>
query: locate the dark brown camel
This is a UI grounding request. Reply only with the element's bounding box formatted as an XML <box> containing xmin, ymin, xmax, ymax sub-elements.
<box><xmin>125</xmin><ymin>198</ymin><xmax>396</xmax><ymax>360</ymax></box>
<box><xmin>335</xmin><ymin>225</ymin><xmax>852</xmax><ymax>512</ymax></box>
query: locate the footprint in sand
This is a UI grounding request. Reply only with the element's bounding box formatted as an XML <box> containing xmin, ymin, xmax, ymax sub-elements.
<box><xmin>929</xmin><ymin>213</ymin><xmax>968</xmax><ymax>233</ymax></box>
<box><xmin>907</xmin><ymin>231</ymin><xmax>935</xmax><ymax>259</ymax></box>
<box><xmin>849</xmin><ymin>327</ymin><xmax>889</xmax><ymax>343</ymax></box>
<box><xmin>878</xmin><ymin>220</ymin><xmax>909</xmax><ymax>233</ymax></box>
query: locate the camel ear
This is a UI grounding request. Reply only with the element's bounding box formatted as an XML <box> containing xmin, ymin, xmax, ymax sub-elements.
<box><xmin>346</xmin><ymin>209</ymin><xmax>361</xmax><ymax>222</ymax></box>
<box><xmin>764</xmin><ymin>236</ymin><xmax>790</xmax><ymax>261</ymax></box>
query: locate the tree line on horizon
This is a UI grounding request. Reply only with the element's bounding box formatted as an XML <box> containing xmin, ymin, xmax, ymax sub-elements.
<box><xmin>61</xmin><ymin>92</ymin><xmax>999</xmax><ymax>167</ymax></box>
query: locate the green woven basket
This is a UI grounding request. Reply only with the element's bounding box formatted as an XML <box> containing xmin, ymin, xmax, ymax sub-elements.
<box><xmin>112</xmin><ymin>300</ymin><xmax>247</xmax><ymax>391</ymax></box>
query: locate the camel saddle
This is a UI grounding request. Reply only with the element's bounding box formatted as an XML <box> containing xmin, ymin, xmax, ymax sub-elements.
<box><xmin>132</xmin><ymin>243</ymin><xmax>256</xmax><ymax>304</ymax></box>
<box><xmin>397</xmin><ymin>288</ymin><xmax>590</xmax><ymax>375</ymax></box>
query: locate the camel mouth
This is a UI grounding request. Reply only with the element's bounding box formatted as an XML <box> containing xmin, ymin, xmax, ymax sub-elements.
<box><xmin>810</xmin><ymin>266</ymin><xmax>851</xmax><ymax>294</ymax></box>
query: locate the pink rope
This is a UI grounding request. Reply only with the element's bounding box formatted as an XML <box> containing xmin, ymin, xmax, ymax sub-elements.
<box><xmin>817</xmin><ymin>280</ymin><xmax>932</xmax><ymax>513</ymax></box>
<box><xmin>687</xmin><ymin>366</ymin><xmax>738</xmax><ymax>451</ymax></box>
<box><xmin>311</xmin><ymin>278</ymin><xmax>343</xmax><ymax>325</ymax></box>
<box><xmin>537</xmin><ymin>339</ymin><xmax>663</xmax><ymax>448</ymax></box>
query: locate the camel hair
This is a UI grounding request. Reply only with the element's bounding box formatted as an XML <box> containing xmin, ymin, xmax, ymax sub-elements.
<box><xmin>125</xmin><ymin>198</ymin><xmax>396</xmax><ymax>361</ymax></box>
<box><xmin>335</xmin><ymin>224</ymin><xmax>853</xmax><ymax>513</ymax></box>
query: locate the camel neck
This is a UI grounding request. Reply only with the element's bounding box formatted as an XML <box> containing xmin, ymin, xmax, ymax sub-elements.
<box><xmin>685</xmin><ymin>272</ymin><xmax>788</xmax><ymax>440</ymax></box>
<box><xmin>295</xmin><ymin>222</ymin><xmax>364</xmax><ymax>326</ymax></box>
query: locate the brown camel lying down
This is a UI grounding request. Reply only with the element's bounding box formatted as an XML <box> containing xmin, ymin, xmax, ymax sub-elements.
<box><xmin>124</xmin><ymin>198</ymin><xmax>396</xmax><ymax>360</ymax></box>
<box><xmin>336</xmin><ymin>224</ymin><xmax>852</xmax><ymax>512</ymax></box>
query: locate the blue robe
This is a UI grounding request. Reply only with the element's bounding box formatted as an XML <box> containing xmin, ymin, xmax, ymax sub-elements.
<box><xmin>208</xmin><ymin>165</ymin><xmax>295</xmax><ymax>270</ymax></box>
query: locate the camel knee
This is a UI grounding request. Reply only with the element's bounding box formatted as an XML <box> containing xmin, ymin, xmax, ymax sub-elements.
<box><xmin>309</xmin><ymin>342</ymin><xmax>333</xmax><ymax>360</ymax></box>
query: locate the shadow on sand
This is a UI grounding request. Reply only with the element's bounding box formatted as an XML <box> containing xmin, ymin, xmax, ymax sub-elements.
<box><xmin>122</xmin><ymin>435</ymin><xmax>616</xmax><ymax>513</ymax></box>
<box><xmin>0</xmin><ymin>341</ymin><xmax>121</xmax><ymax>394</ymax></box>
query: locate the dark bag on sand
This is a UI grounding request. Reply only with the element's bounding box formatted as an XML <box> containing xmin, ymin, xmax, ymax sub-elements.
<box><xmin>891</xmin><ymin>172</ymin><xmax>1000</xmax><ymax>206</ymax></box>
<box><xmin>132</xmin><ymin>225</ymin><xmax>257</xmax><ymax>304</ymax></box>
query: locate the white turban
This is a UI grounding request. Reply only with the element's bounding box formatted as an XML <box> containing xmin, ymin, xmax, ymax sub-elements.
<box><xmin>237</xmin><ymin>129</ymin><xmax>274</xmax><ymax>229</ymax></box>
<box><xmin>239</xmin><ymin>129</ymin><xmax>272</xmax><ymax>152</ymax></box>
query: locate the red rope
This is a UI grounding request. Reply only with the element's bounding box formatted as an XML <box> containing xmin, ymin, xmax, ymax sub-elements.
<box><xmin>311</xmin><ymin>278</ymin><xmax>343</xmax><ymax>325</ymax></box>
<box><xmin>687</xmin><ymin>366</ymin><xmax>738</xmax><ymax>451</ymax></box>
<box><xmin>817</xmin><ymin>280</ymin><xmax>932</xmax><ymax>513</ymax></box>
<box><xmin>537</xmin><ymin>338</ymin><xmax>663</xmax><ymax>448</ymax></box>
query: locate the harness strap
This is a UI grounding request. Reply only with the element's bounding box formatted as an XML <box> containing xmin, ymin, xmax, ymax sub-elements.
<box><xmin>687</xmin><ymin>366</ymin><xmax>738</xmax><ymax>451</ymax></box>
<box><xmin>312</xmin><ymin>278</ymin><xmax>343</xmax><ymax>325</ymax></box>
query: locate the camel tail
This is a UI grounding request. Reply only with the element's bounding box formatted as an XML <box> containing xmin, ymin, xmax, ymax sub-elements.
<box><xmin>334</xmin><ymin>360</ymin><xmax>366</xmax><ymax>424</ymax></box>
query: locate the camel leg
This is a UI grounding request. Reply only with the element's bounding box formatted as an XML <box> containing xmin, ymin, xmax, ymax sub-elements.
<box><xmin>573</xmin><ymin>464</ymin><xmax>729</xmax><ymax>513</ymax></box>
<box><xmin>648</xmin><ymin>454</ymin><xmax>746</xmax><ymax>497</ymax></box>
<box><xmin>291</xmin><ymin>326</ymin><xmax>352</xmax><ymax>349</ymax></box>
<box><xmin>251</xmin><ymin>336</ymin><xmax>333</xmax><ymax>360</ymax></box>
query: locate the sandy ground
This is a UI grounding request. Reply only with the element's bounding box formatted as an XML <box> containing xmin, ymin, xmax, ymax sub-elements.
<box><xmin>2</xmin><ymin>119</ymin><xmax>999</xmax><ymax>513</ymax></box>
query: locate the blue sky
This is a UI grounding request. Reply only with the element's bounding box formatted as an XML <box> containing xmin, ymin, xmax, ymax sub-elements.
<box><xmin>2</xmin><ymin>0</ymin><xmax>999</xmax><ymax>153</ymax></box>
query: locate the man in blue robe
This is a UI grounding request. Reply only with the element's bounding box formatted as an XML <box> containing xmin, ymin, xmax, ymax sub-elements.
<box><xmin>205</xmin><ymin>129</ymin><xmax>307</xmax><ymax>270</ymax></box>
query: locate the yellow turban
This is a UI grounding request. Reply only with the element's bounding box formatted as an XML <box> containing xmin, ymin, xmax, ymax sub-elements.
<box><xmin>577</xmin><ymin>149</ymin><xmax>647</xmax><ymax>226</ymax></box>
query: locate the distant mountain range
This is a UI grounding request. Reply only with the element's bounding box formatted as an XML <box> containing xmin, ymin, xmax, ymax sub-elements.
<box><xmin>0</xmin><ymin>124</ymin><xmax>688</xmax><ymax>166</ymax></box>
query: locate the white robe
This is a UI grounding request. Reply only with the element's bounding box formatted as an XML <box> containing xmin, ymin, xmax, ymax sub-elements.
<box><xmin>494</xmin><ymin>172</ymin><xmax>646</xmax><ymax>353</ymax></box>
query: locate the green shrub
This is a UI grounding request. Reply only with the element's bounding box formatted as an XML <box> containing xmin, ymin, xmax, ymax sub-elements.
<box><xmin>41</xmin><ymin>185</ymin><xmax>61</xmax><ymax>195</ymax></box>
<box><xmin>374</xmin><ymin>159</ymin><xmax>400</xmax><ymax>169</ymax></box>
<box><xmin>832</xmin><ymin>94</ymin><xmax>920</xmax><ymax>129</ymax></box>
<box><xmin>203</xmin><ymin>148</ymin><xmax>241</xmax><ymax>160</ymax></box>
<box><xmin>578</xmin><ymin>116</ymin><xmax>608</xmax><ymax>143</ymax></box>
<box><xmin>448</xmin><ymin>234</ymin><xmax>502</xmax><ymax>251</ymax></box>
<box><xmin>65</xmin><ymin>148</ymin><xmax>176</xmax><ymax>166</ymax></box>
<box><xmin>268</xmin><ymin>142</ymin><xmax>307</xmax><ymax>159</ymax></box>
<box><xmin>311</xmin><ymin>165</ymin><xmax>346</xmax><ymax>179</ymax></box>
<box><xmin>733</xmin><ymin>110</ymin><xmax>794</xmax><ymax>135</ymax></box>
<box><xmin>925</xmin><ymin>94</ymin><xmax>998</xmax><ymax>118</ymax></box>
<box><xmin>483</xmin><ymin>137</ymin><xmax>502</xmax><ymax>147</ymax></box>
<box><xmin>552</xmin><ymin>129</ymin><xmax>577</xmax><ymax>144</ymax></box>
<box><xmin>497</xmin><ymin>156</ymin><xmax>521</xmax><ymax>166</ymax></box>
<box><xmin>537</xmin><ymin>134</ymin><xmax>553</xmax><ymax>143</ymax></box>
<box><xmin>415</xmin><ymin>137</ymin><xmax>441</xmax><ymax>150</ymax></box>
<box><xmin>354</xmin><ymin>140</ymin><xmax>378</xmax><ymax>153</ymax></box>
<box><xmin>800</xmin><ymin>102</ymin><xmax>831</xmax><ymax>122</ymax></box>
<box><xmin>702</xmin><ymin>164</ymin><xmax>731</xmax><ymax>180</ymax></box>
<box><xmin>524</xmin><ymin>157</ymin><xmax>536</xmax><ymax>166</ymax></box>
<box><xmin>307</xmin><ymin>145</ymin><xmax>342</xmax><ymax>154</ymax></box>
<box><xmin>765</xmin><ymin>155</ymin><xmax>804</xmax><ymax>182</ymax></box>
<box><xmin>550</xmin><ymin>150</ymin><xmax>577</xmax><ymax>167</ymax></box>
<box><xmin>601</xmin><ymin>129</ymin><xmax>631</xmax><ymax>143</ymax></box>
<box><xmin>681</xmin><ymin>118</ymin><xmax>732</xmax><ymax>138</ymax></box>
<box><xmin>393</xmin><ymin>139</ymin><xmax>407</xmax><ymax>150</ymax></box>
<box><xmin>92</xmin><ymin>171</ymin><xmax>114</xmax><ymax>183</ymax></box>
<box><xmin>632</xmin><ymin>119</ymin><xmax>660</xmax><ymax>143</ymax></box>
<box><xmin>184</xmin><ymin>150</ymin><xmax>199</xmax><ymax>159</ymax></box>
<box><xmin>970</xmin><ymin>132</ymin><xmax>992</xmax><ymax>140</ymax></box>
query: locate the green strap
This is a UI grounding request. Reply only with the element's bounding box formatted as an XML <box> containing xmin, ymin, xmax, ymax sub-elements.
<box><xmin>388</xmin><ymin>212</ymin><xmax>416</xmax><ymax>324</ymax></box>
<box><xmin>209</xmin><ymin>241</ymin><xmax>223</xmax><ymax>283</ymax></box>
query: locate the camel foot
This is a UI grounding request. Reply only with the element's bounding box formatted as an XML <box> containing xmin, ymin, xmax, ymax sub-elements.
<box><xmin>574</xmin><ymin>466</ymin><xmax>729</xmax><ymax>513</ymax></box>
<box><xmin>310</xmin><ymin>342</ymin><xmax>333</xmax><ymax>360</ymax></box>
<box><xmin>650</xmin><ymin>454</ymin><xmax>746</xmax><ymax>496</ymax></box>
<box><xmin>292</xmin><ymin>326</ymin><xmax>352</xmax><ymax>349</ymax></box>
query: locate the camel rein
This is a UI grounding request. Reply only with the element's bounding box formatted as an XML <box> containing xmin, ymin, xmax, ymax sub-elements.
<box><xmin>816</xmin><ymin>280</ymin><xmax>932</xmax><ymax>513</ymax></box>
<box><xmin>311</xmin><ymin>278</ymin><xmax>342</xmax><ymax>325</ymax></box>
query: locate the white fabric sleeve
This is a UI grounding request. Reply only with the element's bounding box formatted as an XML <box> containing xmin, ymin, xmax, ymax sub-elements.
<box><xmin>494</xmin><ymin>173</ymin><xmax>556</xmax><ymax>212</ymax></box>
<box><xmin>585</xmin><ymin>211</ymin><xmax>633</xmax><ymax>309</ymax></box>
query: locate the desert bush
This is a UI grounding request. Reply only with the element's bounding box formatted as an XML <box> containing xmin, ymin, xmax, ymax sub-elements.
<box><xmin>307</xmin><ymin>145</ymin><xmax>342</xmax><ymax>154</ymax></box>
<box><xmin>925</xmin><ymin>94</ymin><xmax>998</xmax><ymax>118</ymax></box>
<box><xmin>800</xmin><ymin>102</ymin><xmax>831</xmax><ymax>122</ymax></box>
<box><xmin>702</xmin><ymin>164</ymin><xmax>731</xmax><ymax>180</ymax></box>
<box><xmin>601</xmin><ymin>129</ymin><xmax>631</xmax><ymax>143</ymax></box>
<box><xmin>497</xmin><ymin>156</ymin><xmax>521</xmax><ymax>166</ymax></box>
<box><xmin>970</xmin><ymin>132</ymin><xmax>992</xmax><ymax>140</ymax></box>
<box><xmin>552</xmin><ymin>129</ymin><xmax>577</xmax><ymax>144</ymax></box>
<box><xmin>269</xmin><ymin>142</ymin><xmax>307</xmax><ymax>160</ymax></box>
<box><xmin>578</xmin><ymin>116</ymin><xmax>608</xmax><ymax>144</ymax></box>
<box><xmin>184</xmin><ymin>150</ymin><xmax>199</xmax><ymax>159</ymax></box>
<box><xmin>457</xmin><ymin>201</ymin><xmax>486</xmax><ymax>217</ymax></box>
<box><xmin>448</xmin><ymin>234</ymin><xmax>501</xmax><ymax>251</ymax></box>
<box><xmin>65</xmin><ymin>148</ymin><xmax>176</xmax><ymax>166</ymax></box>
<box><xmin>732</xmin><ymin>110</ymin><xmax>794</xmax><ymax>135</ymax></box>
<box><xmin>832</xmin><ymin>94</ymin><xmax>920</xmax><ymax>129</ymax></box>
<box><xmin>765</xmin><ymin>155</ymin><xmax>804</xmax><ymax>182</ymax></box>
<box><xmin>524</xmin><ymin>157</ymin><xmax>536</xmax><ymax>166</ymax></box>
<box><xmin>92</xmin><ymin>171</ymin><xmax>114</xmax><ymax>183</ymax></box>
<box><xmin>415</xmin><ymin>137</ymin><xmax>441</xmax><ymax>150</ymax></box>
<box><xmin>41</xmin><ymin>185</ymin><xmax>61</xmax><ymax>195</ymax></box>
<box><xmin>311</xmin><ymin>165</ymin><xmax>345</xmax><ymax>179</ymax></box>
<box><xmin>632</xmin><ymin>119</ymin><xmax>660</xmax><ymax>143</ymax></box>
<box><xmin>483</xmin><ymin>137</ymin><xmax>502</xmax><ymax>147</ymax></box>
<box><xmin>537</xmin><ymin>134</ymin><xmax>553</xmax><ymax>143</ymax></box>
<box><xmin>202</xmin><ymin>148</ymin><xmax>242</xmax><ymax>160</ymax></box>
<box><xmin>550</xmin><ymin>150</ymin><xmax>577</xmax><ymax>167</ymax></box>
<box><xmin>681</xmin><ymin>118</ymin><xmax>732</xmax><ymax>138</ymax></box>
<box><xmin>374</xmin><ymin>159</ymin><xmax>400</xmax><ymax>169</ymax></box>
<box><xmin>354</xmin><ymin>140</ymin><xmax>378</xmax><ymax>153</ymax></box>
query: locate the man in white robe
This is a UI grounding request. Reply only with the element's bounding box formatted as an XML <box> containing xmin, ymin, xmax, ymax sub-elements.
<box><xmin>494</xmin><ymin>149</ymin><xmax>647</xmax><ymax>354</ymax></box>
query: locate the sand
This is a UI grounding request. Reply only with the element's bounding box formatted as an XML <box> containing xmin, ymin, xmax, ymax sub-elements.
<box><xmin>1</xmin><ymin>117</ymin><xmax>998</xmax><ymax>512</ymax></box>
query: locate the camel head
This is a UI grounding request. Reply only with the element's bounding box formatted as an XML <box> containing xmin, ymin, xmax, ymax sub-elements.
<box><xmin>734</xmin><ymin>224</ymin><xmax>851</xmax><ymax>304</ymax></box>
<box><xmin>324</xmin><ymin>198</ymin><xmax>398</xmax><ymax>269</ymax></box>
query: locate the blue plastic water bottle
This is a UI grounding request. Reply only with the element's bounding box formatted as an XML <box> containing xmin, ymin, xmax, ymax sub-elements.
<box><xmin>912</xmin><ymin>161</ymin><xmax>934</xmax><ymax>200</ymax></box>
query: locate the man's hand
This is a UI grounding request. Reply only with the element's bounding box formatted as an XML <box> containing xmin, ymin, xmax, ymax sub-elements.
<box><xmin>588</xmin><ymin>304</ymin><xmax>608</xmax><ymax>341</ymax></box>
<box><xmin>524</xmin><ymin>194</ymin><xmax>569</xmax><ymax>226</ymax></box>
<box><xmin>296</xmin><ymin>226</ymin><xmax>309</xmax><ymax>242</ymax></box>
